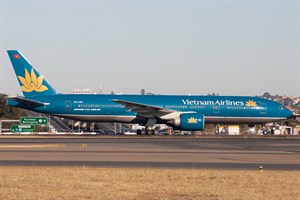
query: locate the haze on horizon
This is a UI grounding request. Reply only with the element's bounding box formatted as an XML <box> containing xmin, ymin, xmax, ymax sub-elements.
<box><xmin>0</xmin><ymin>0</ymin><xmax>299</xmax><ymax>97</ymax></box>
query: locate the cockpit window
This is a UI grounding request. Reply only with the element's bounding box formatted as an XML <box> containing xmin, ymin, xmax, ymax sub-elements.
<box><xmin>279</xmin><ymin>105</ymin><xmax>284</xmax><ymax>110</ymax></box>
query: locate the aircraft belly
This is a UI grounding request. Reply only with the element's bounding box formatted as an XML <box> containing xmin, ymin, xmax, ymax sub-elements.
<box><xmin>205</xmin><ymin>116</ymin><xmax>285</xmax><ymax>124</ymax></box>
<box><xmin>53</xmin><ymin>113</ymin><xmax>285</xmax><ymax>124</ymax></box>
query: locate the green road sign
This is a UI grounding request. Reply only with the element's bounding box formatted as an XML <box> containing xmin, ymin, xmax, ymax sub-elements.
<box><xmin>11</xmin><ymin>125</ymin><xmax>35</xmax><ymax>132</ymax></box>
<box><xmin>20</xmin><ymin>117</ymin><xmax>48</xmax><ymax>125</ymax></box>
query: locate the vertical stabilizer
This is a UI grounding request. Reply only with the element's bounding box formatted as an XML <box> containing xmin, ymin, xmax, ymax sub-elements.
<box><xmin>7</xmin><ymin>50</ymin><xmax>58</xmax><ymax>97</ymax></box>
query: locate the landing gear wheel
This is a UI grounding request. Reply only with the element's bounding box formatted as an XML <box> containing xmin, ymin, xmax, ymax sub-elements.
<box><xmin>141</xmin><ymin>129</ymin><xmax>146</xmax><ymax>135</ymax></box>
<box><xmin>146</xmin><ymin>130</ymin><xmax>154</xmax><ymax>135</ymax></box>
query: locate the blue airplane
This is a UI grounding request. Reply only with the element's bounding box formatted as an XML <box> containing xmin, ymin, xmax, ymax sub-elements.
<box><xmin>6</xmin><ymin>50</ymin><xmax>293</xmax><ymax>133</ymax></box>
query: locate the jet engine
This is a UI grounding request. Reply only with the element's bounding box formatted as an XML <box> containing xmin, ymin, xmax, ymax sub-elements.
<box><xmin>171</xmin><ymin>113</ymin><xmax>204</xmax><ymax>131</ymax></box>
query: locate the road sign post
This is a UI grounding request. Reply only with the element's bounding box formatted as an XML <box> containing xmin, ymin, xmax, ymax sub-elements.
<box><xmin>11</xmin><ymin>125</ymin><xmax>35</xmax><ymax>132</ymax></box>
<box><xmin>20</xmin><ymin>117</ymin><xmax>48</xmax><ymax>125</ymax></box>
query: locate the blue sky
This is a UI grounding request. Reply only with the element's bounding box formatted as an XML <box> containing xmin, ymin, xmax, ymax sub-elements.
<box><xmin>1</xmin><ymin>0</ymin><xmax>299</xmax><ymax>97</ymax></box>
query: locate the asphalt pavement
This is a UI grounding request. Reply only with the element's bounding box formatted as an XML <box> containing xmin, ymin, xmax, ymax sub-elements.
<box><xmin>0</xmin><ymin>136</ymin><xmax>299</xmax><ymax>170</ymax></box>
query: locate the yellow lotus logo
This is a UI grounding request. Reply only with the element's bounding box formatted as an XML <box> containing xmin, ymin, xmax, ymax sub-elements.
<box><xmin>188</xmin><ymin>117</ymin><xmax>198</xmax><ymax>124</ymax></box>
<box><xmin>246</xmin><ymin>100</ymin><xmax>257</xmax><ymax>107</ymax></box>
<box><xmin>18</xmin><ymin>68</ymin><xmax>48</xmax><ymax>92</ymax></box>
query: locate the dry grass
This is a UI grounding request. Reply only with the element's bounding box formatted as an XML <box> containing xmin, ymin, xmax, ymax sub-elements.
<box><xmin>0</xmin><ymin>167</ymin><xmax>299</xmax><ymax>200</ymax></box>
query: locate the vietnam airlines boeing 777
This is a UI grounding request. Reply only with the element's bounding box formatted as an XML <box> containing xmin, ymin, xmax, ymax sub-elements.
<box><xmin>6</xmin><ymin>50</ymin><xmax>293</xmax><ymax>134</ymax></box>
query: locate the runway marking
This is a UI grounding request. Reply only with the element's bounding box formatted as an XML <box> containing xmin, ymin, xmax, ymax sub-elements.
<box><xmin>0</xmin><ymin>144</ymin><xmax>65</xmax><ymax>148</ymax></box>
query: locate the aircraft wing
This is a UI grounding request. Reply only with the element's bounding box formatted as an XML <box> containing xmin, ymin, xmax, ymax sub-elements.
<box><xmin>113</xmin><ymin>99</ymin><xmax>176</xmax><ymax>118</ymax></box>
<box><xmin>7</xmin><ymin>96</ymin><xmax>49</xmax><ymax>108</ymax></box>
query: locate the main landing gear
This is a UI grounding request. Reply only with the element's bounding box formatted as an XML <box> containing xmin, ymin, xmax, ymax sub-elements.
<box><xmin>136</xmin><ymin>128</ymin><xmax>156</xmax><ymax>135</ymax></box>
<box><xmin>136</xmin><ymin>118</ymin><xmax>158</xmax><ymax>135</ymax></box>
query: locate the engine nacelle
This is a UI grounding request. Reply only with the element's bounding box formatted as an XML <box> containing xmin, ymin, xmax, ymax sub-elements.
<box><xmin>173</xmin><ymin>113</ymin><xmax>204</xmax><ymax>131</ymax></box>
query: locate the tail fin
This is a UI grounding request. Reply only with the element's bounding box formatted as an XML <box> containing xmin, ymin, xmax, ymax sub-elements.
<box><xmin>7</xmin><ymin>50</ymin><xmax>59</xmax><ymax>97</ymax></box>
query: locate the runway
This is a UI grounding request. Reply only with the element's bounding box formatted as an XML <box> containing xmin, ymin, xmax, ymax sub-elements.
<box><xmin>0</xmin><ymin>136</ymin><xmax>299</xmax><ymax>170</ymax></box>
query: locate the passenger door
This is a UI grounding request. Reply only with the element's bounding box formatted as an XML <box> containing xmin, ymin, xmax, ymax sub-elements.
<box><xmin>213</xmin><ymin>105</ymin><xmax>220</xmax><ymax>114</ymax></box>
<box><xmin>260</xmin><ymin>103</ymin><xmax>267</xmax><ymax>114</ymax></box>
<box><xmin>65</xmin><ymin>101</ymin><xmax>72</xmax><ymax>111</ymax></box>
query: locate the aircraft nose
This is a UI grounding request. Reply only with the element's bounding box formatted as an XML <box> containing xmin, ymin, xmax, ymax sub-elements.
<box><xmin>285</xmin><ymin>108</ymin><xmax>294</xmax><ymax>118</ymax></box>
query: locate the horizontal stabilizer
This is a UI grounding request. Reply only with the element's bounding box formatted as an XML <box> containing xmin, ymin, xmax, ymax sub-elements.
<box><xmin>7</xmin><ymin>96</ymin><xmax>49</xmax><ymax>108</ymax></box>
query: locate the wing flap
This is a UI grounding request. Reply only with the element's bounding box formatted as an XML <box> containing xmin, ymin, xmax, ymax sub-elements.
<box><xmin>113</xmin><ymin>99</ymin><xmax>174</xmax><ymax>118</ymax></box>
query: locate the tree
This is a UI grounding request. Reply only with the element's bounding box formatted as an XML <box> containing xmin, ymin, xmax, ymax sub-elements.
<box><xmin>0</xmin><ymin>94</ymin><xmax>29</xmax><ymax>130</ymax></box>
<box><xmin>262</xmin><ymin>92</ymin><xmax>272</xmax><ymax>99</ymax></box>
<box><xmin>0</xmin><ymin>93</ymin><xmax>28</xmax><ymax>119</ymax></box>
<box><xmin>283</xmin><ymin>98</ymin><xmax>294</xmax><ymax>106</ymax></box>
<box><xmin>207</xmin><ymin>93</ymin><xmax>219</xmax><ymax>96</ymax></box>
